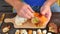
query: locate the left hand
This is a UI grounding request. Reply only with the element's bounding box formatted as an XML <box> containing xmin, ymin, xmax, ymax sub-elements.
<box><xmin>40</xmin><ymin>5</ymin><xmax>52</xmax><ymax>26</ymax></box>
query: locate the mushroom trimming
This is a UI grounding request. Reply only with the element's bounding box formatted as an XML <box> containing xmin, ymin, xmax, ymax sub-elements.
<box><xmin>15</xmin><ymin>15</ymin><xmax>27</xmax><ymax>26</ymax></box>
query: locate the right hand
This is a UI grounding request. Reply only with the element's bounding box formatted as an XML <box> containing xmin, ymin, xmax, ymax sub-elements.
<box><xmin>16</xmin><ymin>3</ymin><xmax>34</xmax><ymax>19</ymax></box>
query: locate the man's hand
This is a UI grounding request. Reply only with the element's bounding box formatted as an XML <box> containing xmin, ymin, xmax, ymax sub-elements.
<box><xmin>16</xmin><ymin>3</ymin><xmax>34</xmax><ymax>19</ymax></box>
<box><xmin>40</xmin><ymin>5</ymin><xmax>52</xmax><ymax>23</ymax></box>
<box><xmin>5</xmin><ymin>0</ymin><xmax>34</xmax><ymax>19</ymax></box>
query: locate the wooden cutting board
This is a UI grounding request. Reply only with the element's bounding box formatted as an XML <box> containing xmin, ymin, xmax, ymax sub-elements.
<box><xmin>4</xmin><ymin>16</ymin><xmax>37</xmax><ymax>28</ymax></box>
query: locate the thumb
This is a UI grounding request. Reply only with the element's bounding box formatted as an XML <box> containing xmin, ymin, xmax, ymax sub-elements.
<box><xmin>40</xmin><ymin>7</ymin><xmax>46</xmax><ymax>15</ymax></box>
<box><xmin>40</xmin><ymin>9</ymin><xmax>47</xmax><ymax>15</ymax></box>
<box><xmin>41</xmin><ymin>11</ymin><xmax>45</xmax><ymax>15</ymax></box>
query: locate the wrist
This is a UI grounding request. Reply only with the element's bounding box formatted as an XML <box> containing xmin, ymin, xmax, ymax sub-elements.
<box><xmin>43</xmin><ymin>1</ymin><xmax>52</xmax><ymax>7</ymax></box>
<box><xmin>42</xmin><ymin>4</ymin><xmax>50</xmax><ymax>9</ymax></box>
<box><xmin>13</xmin><ymin>1</ymin><xmax>24</xmax><ymax>11</ymax></box>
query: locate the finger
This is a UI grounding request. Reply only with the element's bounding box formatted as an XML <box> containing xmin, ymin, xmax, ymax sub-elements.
<box><xmin>17</xmin><ymin>11</ymin><xmax>30</xmax><ymax>19</ymax></box>
<box><xmin>40</xmin><ymin>7</ymin><xmax>47</xmax><ymax>15</ymax></box>
<box><xmin>47</xmin><ymin>11</ymin><xmax>52</xmax><ymax>20</ymax></box>
<box><xmin>27</xmin><ymin>5</ymin><xmax>34</xmax><ymax>13</ymax></box>
<box><xmin>18</xmin><ymin>8</ymin><xmax>32</xmax><ymax>19</ymax></box>
<box><xmin>41</xmin><ymin>9</ymin><xmax>47</xmax><ymax>15</ymax></box>
<box><xmin>45</xmin><ymin>11</ymin><xmax>52</xmax><ymax>23</ymax></box>
<box><xmin>24</xmin><ymin>8</ymin><xmax>34</xmax><ymax>18</ymax></box>
<box><xmin>44</xmin><ymin>11</ymin><xmax>52</xmax><ymax>24</ymax></box>
<box><xmin>22</xmin><ymin>8</ymin><xmax>32</xmax><ymax>19</ymax></box>
<box><xmin>21</xmin><ymin>11</ymin><xmax>31</xmax><ymax>19</ymax></box>
<box><xmin>40</xmin><ymin>7</ymin><xmax>44</xmax><ymax>12</ymax></box>
<box><xmin>17</xmin><ymin>10</ymin><xmax>25</xmax><ymax>17</ymax></box>
<box><xmin>24</xmin><ymin>13</ymin><xmax>31</xmax><ymax>19</ymax></box>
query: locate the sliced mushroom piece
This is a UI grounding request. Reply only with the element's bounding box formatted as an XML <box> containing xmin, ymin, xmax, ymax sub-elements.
<box><xmin>2</xmin><ymin>27</ymin><xmax>10</xmax><ymax>33</ymax></box>
<box><xmin>15</xmin><ymin>30</ymin><xmax>20</xmax><ymax>34</ymax></box>
<box><xmin>21</xmin><ymin>29</ymin><xmax>27</xmax><ymax>34</ymax></box>
<box><xmin>37</xmin><ymin>29</ymin><xmax>42</xmax><ymax>34</ymax></box>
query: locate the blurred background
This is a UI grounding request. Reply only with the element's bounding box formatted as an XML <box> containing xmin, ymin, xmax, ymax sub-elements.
<box><xmin>51</xmin><ymin>0</ymin><xmax>60</xmax><ymax>12</ymax></box>
<box><xmin>0</xmin><ymin>0</ymin><xmax>12</xmax><ymax>13</ymax></box>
